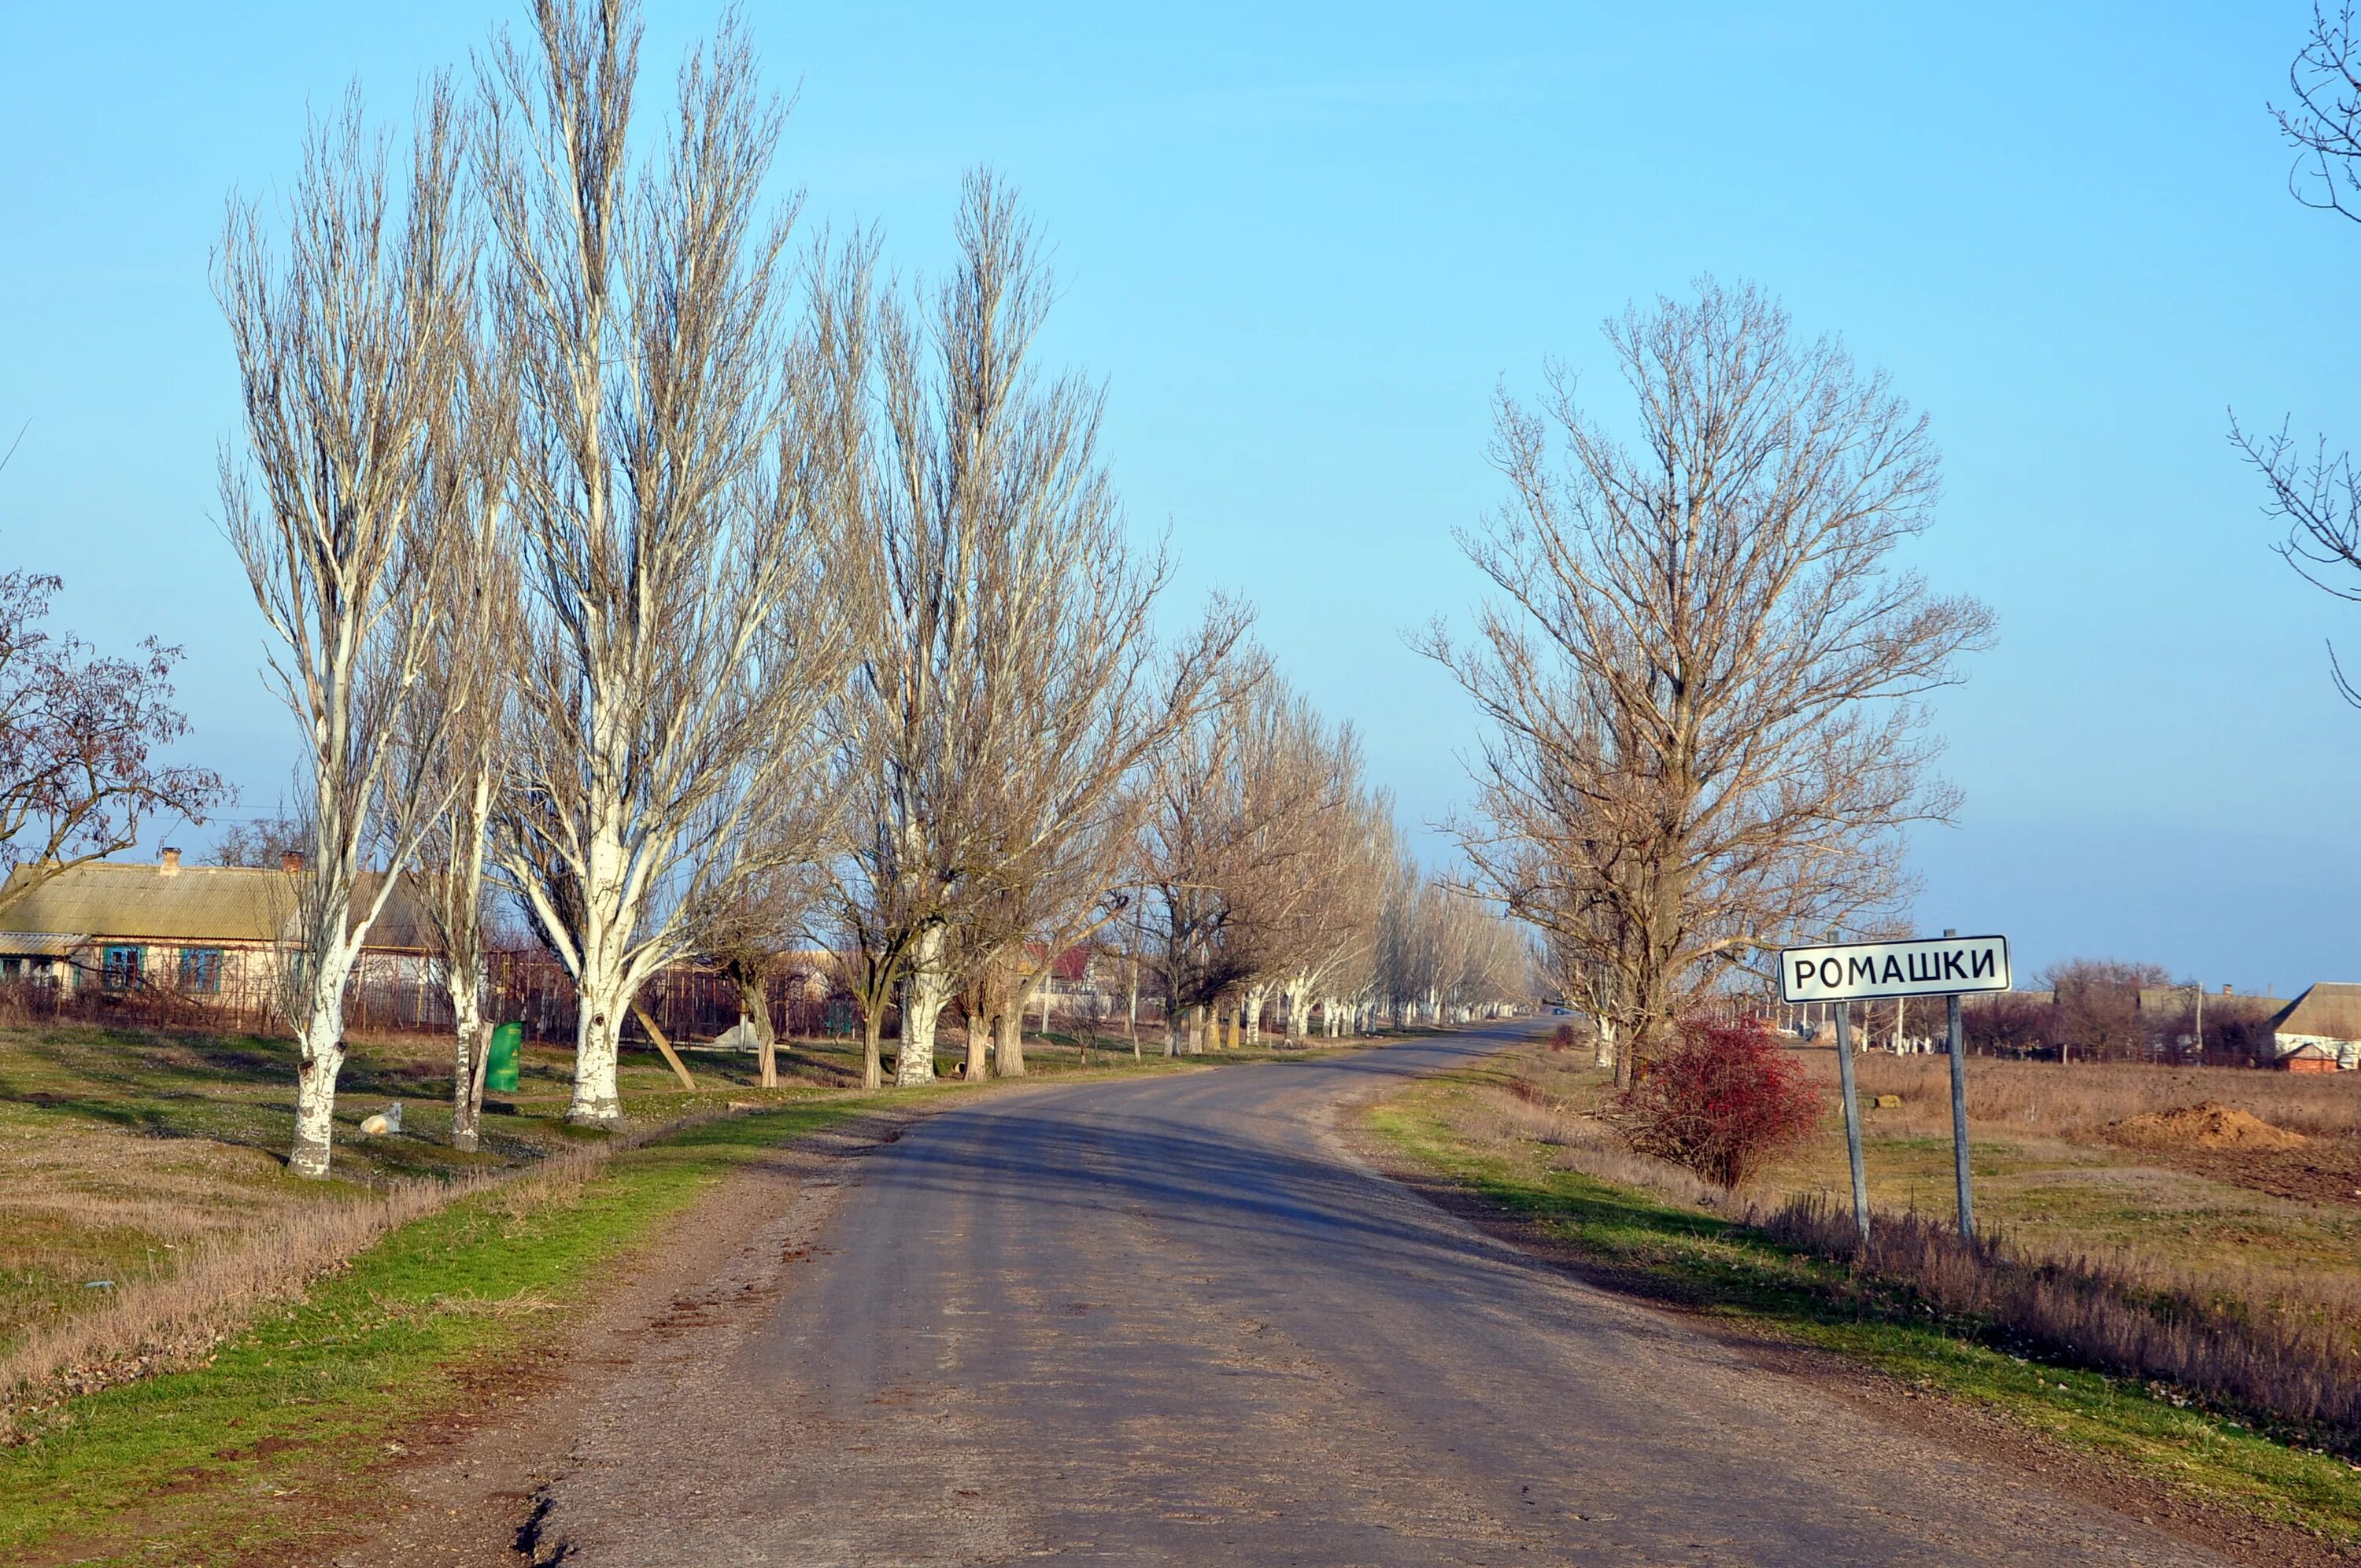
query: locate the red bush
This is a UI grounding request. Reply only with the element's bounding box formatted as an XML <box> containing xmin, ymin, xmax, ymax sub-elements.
<box><xmin>1613</xmin><ymin>1017</ymin><xmax>1823</xmax><ymax>1189</ymax></box>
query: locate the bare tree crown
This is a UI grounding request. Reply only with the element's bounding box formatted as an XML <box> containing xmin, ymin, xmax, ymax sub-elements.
<box><xmin>1426</xmin><ymin>280</ymin><xmax>1990</xmax><ymax>1064</ymax></box>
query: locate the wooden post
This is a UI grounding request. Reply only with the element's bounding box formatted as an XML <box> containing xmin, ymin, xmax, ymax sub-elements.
<box><xmin>630</xmin><ymin>1001</ymin><xmax>700</xmax><ymax>1093</ymax></box>
<box><xmin>1834</xmin><ymin>1002</ymin><xmax>1871</xmax><ymax>1246</ymax></box>
<box><xmin>1944</xmin><ymin>928</ymin><xmax>1975</xmax><ymax>1241</ymax></box>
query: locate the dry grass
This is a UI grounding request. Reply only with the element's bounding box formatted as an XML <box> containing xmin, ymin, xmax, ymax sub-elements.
<box><xmin>0</xmin><ymin>1175</ymin><xmax>461</xmax><ymax>1432</ymax></box>
<box><xmin>1838</xmin><ymin>1051</ymin><xmax>2361</xmax><ymax>1140</ymax></box>
<box><xmin>1454</xmin><ymin>1046</ymin><xmax>2361</xmax><ymax>1455</ymax></box>
<box><xmin>0</xmin><ymin>1109</ymin><xmax>722</xmax><ymax>1441</ymax></box>
<box><xmin>1469</xmin><ymin>1081</ymin><xmax>1733</xmax><ymax>1212</ymax></box>
<box><xmin>1761</xmin><ymin>1194</ymin><xmax>2361</xmax><ymax>1451</ymax></box>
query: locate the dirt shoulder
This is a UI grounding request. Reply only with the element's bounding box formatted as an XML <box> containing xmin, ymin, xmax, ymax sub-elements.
<box><xmin>299</xmin><ymin>1098</ymin><xmax>954</xmax><ymax>1568</ymax></box>
<box><xmin>1334</xmin><ymin>1096</ymin><xmax>2359</xmax><ymax>1568</ymax></box>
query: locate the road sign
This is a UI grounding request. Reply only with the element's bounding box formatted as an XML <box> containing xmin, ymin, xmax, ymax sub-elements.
<box><xmin>1778</xmin><ymin>933</ymin><xmax>2010</xmax><ymax>1004</ymax></box>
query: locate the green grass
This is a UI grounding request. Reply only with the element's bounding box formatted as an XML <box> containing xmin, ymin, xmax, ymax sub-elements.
<box><xmin>1367</xmin><ymin>1076</ymin><xmax>2361</xmax><ymax>1550</ymax></box>
<box><xmin>0</xmin><ymin>1098</ymin><xmax>874</xmax><ymax>1567</ymax></box>
<box><xmin>0</xmin><ymin>1019</ymin><xmax>1351</xmax><ymax>1563</ymax></box>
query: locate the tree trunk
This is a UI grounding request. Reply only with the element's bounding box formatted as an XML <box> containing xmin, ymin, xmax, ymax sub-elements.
<box><xmin>861</xmin><ymin>1005</ymin><xmax>885</xmax><ymax>1090</ymax></box>
<box><xmin>288</xmin><ymin>943</ymin><xmax>358</xmax><ymax>1178</ymax></box>
<box><xmin>448</xmin><ymin>973</ymin><xmax>486</xmax><ymax>1152</ymax></box>
<box><xmin>567</xmin><ymin>825</ymin><xmax>632</xmax><ymax>1127</ymax></box>
<box><xmin>1126</xmin><ymin>957</ymin><xmax>1140</xmax><ymax>1058</ymax></box>
<box><xmin>570</xmin><ymin>980</ymin><xmax>626</xmax><ymax>1128</ymax></box>
<box><xmin>965</xmin><ymin>1008</ymin><xmax>992</xmax><ymax>1081</ymax></box>
<box><xmin>740</xmin><ymin>976</ymin><xmax>779</xmax><ymax>1089</ymax></box>
<box><xmin>896</xmin><ymin>924</ymin><xmax>948</xmax><ymax>1087</ymax></box>
<box><xmin>1243</xmin><ymin>984</ymin><xmax>1265</xmax><ymax>1046</ymax></box>
<box><xmin>997</xmin><ymin>1005</ymin><xmax>1025</xmax><ymax>1077</ymax></box>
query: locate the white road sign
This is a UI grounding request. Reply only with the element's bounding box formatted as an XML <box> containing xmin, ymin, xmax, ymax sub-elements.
<box><xmin>1778</xmin><ymin>933</ymin><xmax>2011</xmax><ymax>1004</ymax></box>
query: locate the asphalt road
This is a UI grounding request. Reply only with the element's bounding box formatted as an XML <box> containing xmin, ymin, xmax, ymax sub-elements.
<box><xmin>528</xmin><ymin>1024</ymin><xmax>2227</xmax><ymax>1566</ymax></box>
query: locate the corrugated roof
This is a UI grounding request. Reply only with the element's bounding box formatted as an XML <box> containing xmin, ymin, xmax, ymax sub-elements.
<box><xmin>0</xmin><ymin>931</ymin><xmax>87</xmax><ymax>957</ymax></box>
<box><xmin>0</xmin><ymin>861</ymin><xmax>434</xmax><ymax>950</ymax></box>
<box><xmin>2271</xmin><ymin>982</ymin><xmax>2361</xmax><ymax>1042</ymax></box>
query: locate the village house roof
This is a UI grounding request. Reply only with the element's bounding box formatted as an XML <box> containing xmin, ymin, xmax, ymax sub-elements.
<box><xmin>0</xmin><ymin>859</ymin><xmax>434</xmax><ymax>953</ymax></box>
<box><xmin>2270</xmin><ymin>982</ymin><xmax>2361</xmax><ymax>1042</ymax></box>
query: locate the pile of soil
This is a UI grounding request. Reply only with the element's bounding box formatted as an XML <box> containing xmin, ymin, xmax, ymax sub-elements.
<box><xmin>2107</xmin><ymin>1101</ymin><xmax>2308</xmax><ymax>1152</ymax></box>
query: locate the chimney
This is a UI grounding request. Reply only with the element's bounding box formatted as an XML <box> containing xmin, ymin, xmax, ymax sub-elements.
<box><xmin>159</xmin><ymin>847</ymin><xmax>181</xmax><ymax>876</ymax></box>
<box><xmin>2222</xmin><ymin>983</ymin><xmax>2233</xmax><ymax>995</ymax></box>
<box><xmin>281</xmin><ymin>850</ymin><xmax>305</xmax><ymax>875</ymax></box>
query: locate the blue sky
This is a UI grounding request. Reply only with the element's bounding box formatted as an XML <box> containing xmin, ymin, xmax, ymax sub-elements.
<box><xmin>2</xmin><ymin>2</ymin><xmax>2355</xmax><ymax>995</ymax></box>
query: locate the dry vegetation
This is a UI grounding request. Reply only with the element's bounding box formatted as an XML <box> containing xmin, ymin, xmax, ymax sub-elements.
<box><xmin>1469</xmin><ymin>1037</ymin><xmax>2361</xmax><ymax>1454</ymax></box>
<box><xmin>0</xmin><ymin>1013</ymin><xmax>1287</xmax><ymax>1438</ymax></box>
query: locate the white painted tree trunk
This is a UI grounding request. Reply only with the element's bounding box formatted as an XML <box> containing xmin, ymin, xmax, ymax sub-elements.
<box><xmin>1593</xmin><ymin>1016</ymin><xmax>1617</xmax><ymax>1072</ymax></box>
<box><xmin>448</xmin><ymin>974</ymin><xmax>485</xmax><ymax>1152</ymax></box>
<box><xmin>290</xmin><ymin>941</ymin><xmax>360</xmax><ymax>1179</ymax></box>
<box><xmin>571</xmin><ymin>975</ymin><xmax>627</xmax><ymax>1127</ymax></box>
<box><xmin>1243</xmin><ymin>984</ymin><xmax>1265</xmax><ymax>1045</ymax></box>
<box><xmin>567</xmin><ymin>826</ymin><xmax>632</xmax><ymax>1127</ymax></box>
<box><xmin>896</xmin><ymin>924</ymin><xmax>948</xmax><ymax>1087</ymax></box>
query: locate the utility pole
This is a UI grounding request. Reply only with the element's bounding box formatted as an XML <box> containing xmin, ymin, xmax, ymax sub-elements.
<box><xmin>1945</xmin><ymin>928</ymin><xmax>1975</xmax><ymax>1242</ymax></box>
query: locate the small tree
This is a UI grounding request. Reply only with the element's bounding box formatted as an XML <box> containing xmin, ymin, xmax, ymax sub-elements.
<box><xmin>0</xmin><ymin>572</ymin><xmax>231</xmax><ymax>912</ymax></box>
<box><xmin>1612</xmin><ymin>1016</ymin><xmax>1823</xmax><ymax>1190</ymax></box>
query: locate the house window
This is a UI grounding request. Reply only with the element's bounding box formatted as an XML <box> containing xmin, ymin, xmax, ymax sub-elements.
<box><xmin>102</xmin><ymin>945</ymin><xmax>145</xmax><ymax>991</ymax></box>
<box><xmin>179</xmin><ymin>948</ymin><xmax>224</xmax><ymax>994</ymax></box>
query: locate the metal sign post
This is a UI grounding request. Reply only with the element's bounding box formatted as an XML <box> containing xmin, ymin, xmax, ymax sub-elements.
<box><xmin>1781</xmin><ymin>931</ymin><xmax>2009</xmax><ymax>1246</ymax></box>
<box><xmin>1831</xmin><ymin>1002</ymin><xmax>1870</xmax><ymax>1246</ymax></box>
<box><xmin>1943</xmin><ymin>928</ymin><xmax>1976</xmax><ymax>1243</ymax></box>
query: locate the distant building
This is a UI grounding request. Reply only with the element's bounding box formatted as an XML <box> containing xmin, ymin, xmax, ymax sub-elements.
<box><xmin>0</xmin><ymin>850</ymin><xmax>430</xmax><ymax>1004</ymax></box>
<box><xmin>2267</xmin><ymin>983</ymin><xmax>2361</xmax><ymax>1070</ymax></box>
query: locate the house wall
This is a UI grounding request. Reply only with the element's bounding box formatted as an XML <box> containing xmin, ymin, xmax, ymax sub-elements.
<box><xmin>2272</xmin><ymin>1032</ymin><xmax>2359</xmax><ymax>1069</ymax></box>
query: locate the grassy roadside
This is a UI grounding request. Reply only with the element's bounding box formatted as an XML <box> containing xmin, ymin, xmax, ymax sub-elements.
<box><xmin>1365</xmin><ymin>1068</ymin><xmax>2361</xmax><ymax>1553</ymax></box>
<box><xmin>0</xmin><ymin>1095</ymin><xmax>883</xmax><ymax>1567</ymax></box>
<box><xmin>0</xmin><ymin>1031</ymin><xmax>1350</xmax><ymax>1566</ymax></box>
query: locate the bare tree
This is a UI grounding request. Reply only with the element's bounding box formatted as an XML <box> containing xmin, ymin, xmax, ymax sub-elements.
<box><xmin>209</xmin><ymin>809</ymin><xmax>309</xmax><ymax>869</ymax></box>
<box><xmin>218</xmin><ymin>82</ymin><xmax>482</xmax><ymax>1177</ymax></box>
<box><xmin>818</xmin><ymin>172</ymin><xmax>1236</xmax><ymax>1088</ymax></box>
<box><xmin>482</xmin><ymin>0</ymin><xmax>852</xmax><ymax>1127</ymax></box>
<box><xmin>690</xmin><ymin>860</ymin><xmax>822</xmax><ymax>1089</ymax></box>
<box><xmin>1423</xmin><ymin>281</ymin><xmax>1991</xmax><ymax>1082</ymax></box>
<box><xmin>2235</xmin><ymin>6</ymin><xmax>2361</xmax><ymax>699</ymax></box>
<box><xmin>2041</xmin><ymin>957</ymin><xmax>2172</xmax><ymax>1064</ymax></box>
<box><xmin>400</xmin><ymin>384</ymin><xmax>520</xmax><ymax>1153</ymax></box>
<box><xmin>1139</xmin><ymin>663</ymin><xmax>1356</xmax><ymax>1055</ymax></box>
<box><xmin>0</xmin><ymin>573</ymin><xmax>231</xmax><ymax>913</ymax></box>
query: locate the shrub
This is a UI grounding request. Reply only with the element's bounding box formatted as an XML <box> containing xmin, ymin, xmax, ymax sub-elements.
<box><xmin>1546</xmin><ymin>1022</ymin><xmax>1579</xmax><ymax>1053</ymax></box>
<box><xmin>1613</xmin><ymin>1016</ymin><xmax>1823</xmax><ymax>1188</ymax></box>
